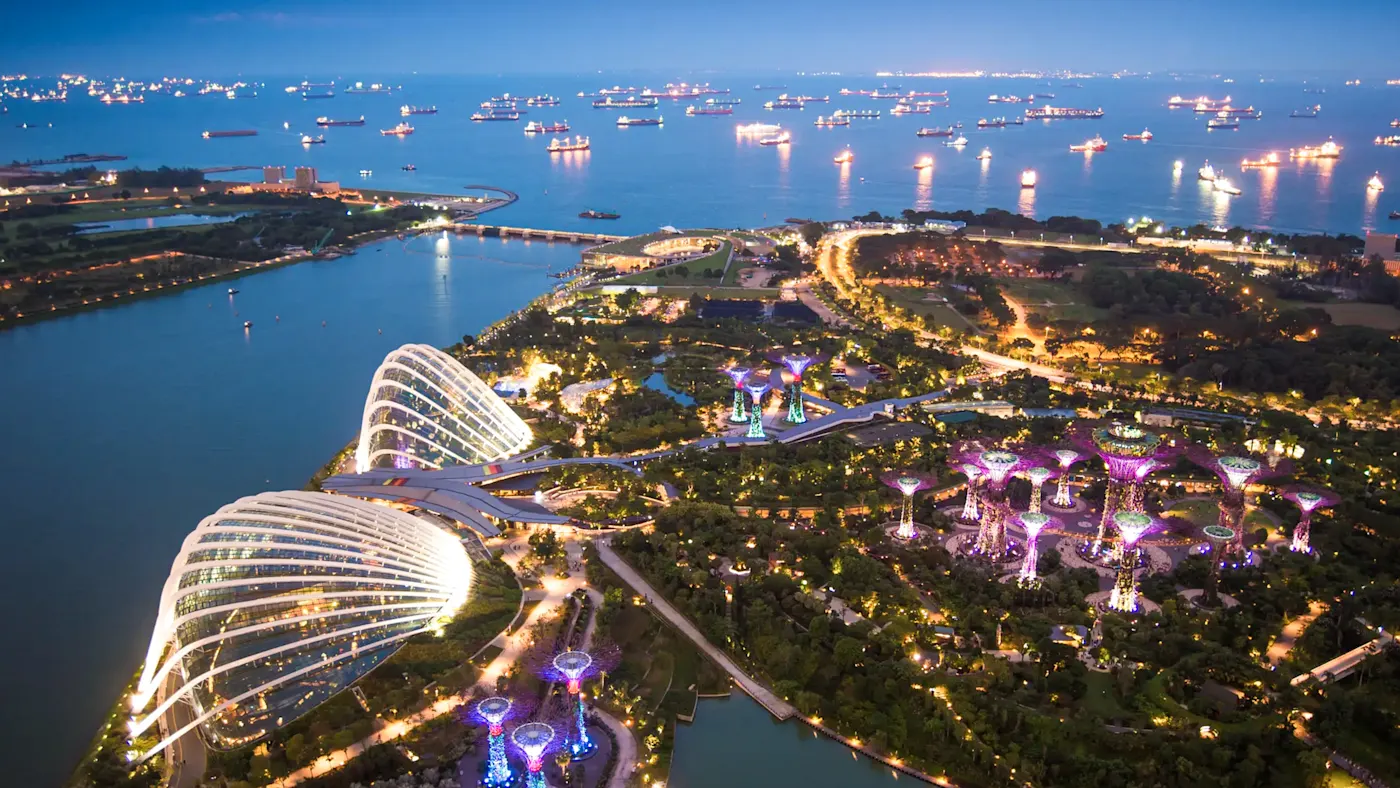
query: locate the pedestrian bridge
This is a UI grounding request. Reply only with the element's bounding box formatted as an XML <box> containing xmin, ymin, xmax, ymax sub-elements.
<box><xmin>453</xmin><ymin>223</ymin><xmax>626</xmax><ymax>244</ymax></box>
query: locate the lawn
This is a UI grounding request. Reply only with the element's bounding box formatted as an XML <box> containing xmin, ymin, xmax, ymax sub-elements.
<box><xmin>611</xmin><ymin>240</ymin><xmax>733</xmax><ymax>285</ymax></box>
<box><xmin>999</xmin><ymin>277</ymin><xmax>1107</xmax><ymax>322</ymax></box>
<box><xmin>1319</xmin><ymin>302</ymin><xmax>1400</xmax><ymax>330</ymax></box>
<box><xmin>4</xmin><ymin>200</ymin><xmax>257</xmax><ymax>230</ymax></box>
<box><xmin>1081</xmin><ymin>670</ymin><xmax>1133</xmax><ymax>721</ymax></box>
<box><xmin>1162</xmin><ymin>498</ymin><xmax>1276</xmax><ymax>533</ymax></box>
<box><xmin>873</xmin><ymin>284</ymin><xmax>981</xmax><ymax>334</ymax></box>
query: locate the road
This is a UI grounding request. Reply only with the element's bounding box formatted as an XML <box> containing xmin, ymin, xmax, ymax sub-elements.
<box><xmin>595</xmin><ymin>538</ymin><xmax>798</xmax><ymax>720</ymax></box>
<box><xmin>1266</xmin><ymin>601</ymin><xmax>1326</xmax><ymax>665</ymax></box>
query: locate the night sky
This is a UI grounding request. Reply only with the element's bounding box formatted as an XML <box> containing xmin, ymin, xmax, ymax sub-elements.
<box><xmin>6</xmin><ymin>0</ymin><xmax>1399</xmax><ymax>76</ymax></box>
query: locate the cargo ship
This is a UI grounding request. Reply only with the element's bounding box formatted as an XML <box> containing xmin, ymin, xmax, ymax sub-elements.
<box><xmin>765</xmin><ymin>99</ymin><xmax>805</xmax><ymax>109</ymax></box>
<box><xmin>302</xmin><ymin>91</ymin><xmax>335</xmax><ymax>100</ymax></box>
<box><xmin>839</xmin><ymin>88</ymin><xmax>874</xmax><ymax>96</ymax></box>
<box><xmin>1123</xmin><ymin>129</ymin><xmax>1153</xmax><ymax>141</ymax></box>
<box><xmin>813</xmin><ymin>116</ymin><xmax>850</xmax><ymax>127</ymax></box>
<box><xmin>598</xmin><ymin>86</ymin><xmax>637</xmax><ymax>95</ymax></box>
<box><xmin>905</xmin><ymin>91</ymin><xmax>948</xmax><ymax>98</ymax></box>
<box><xmin>1026</xmin><ymin>105</ymin><xmax>1104</xmax><ymax>119</ymax></box>
<box><xmin>977</xmin><ymin>117</ymin><xmax>1008</xmax><ymax>128</ymax></box>
<box><xmin>1168</xmin><ymin>94</ymin><xmax>1223</xmax><ymax>109</ymax></box>
<box><xmin>686</xmin><ymin>105</ymin><xmax>733</xmax><ymax>115</ymax></box>
<box><xmin>202</xmin><ymin>129</ymin><xmax>257</xmax><ymax>138</ymax></box>
<box><xmin>470</xmin><ymin>111</ymin><xmax>521</xmax><ymax>121</ymax></box>
<box><xmin>987</xmin><ymin>94</ymin><xmax>1031</xmax><ymax>104</ymax></box>
<box><xmin>1213</xmin><ymin>177</ymin><xmax>1241</xmax><ymax>196</ymax></box>
<box><xmin>759</xmin><ymin>132</ymin><xmax>792</xmax><ymax>146</ymax></box>
<box><xmin>481</xmin><ymin>99</ymin><xmax>519</xmax><ymax>110</ymax></box>
<box><xmin>525</xmin><ymin>120</ymin><xmax>571</xmax><ymax>133</ymax></box>
<box><xmin>913</xmin><ymin>156</ymin><xmax>934</xmax><ymax>170</ymax></box>
<box><xmin>317</xmin><ymin>116</ymin><xmax>365</xmax><ymax>127</ymax></box>
<box><xmin>1376</xmin><ymin>136</ymin><xmax>1400</xmax><ymax>147</ymax></box>
<box><xmin>1367</xmin><ymin>173</ymin><xmax>1384</xmax><ymax>192</ymax></box>
<box><xmin>381</xmin><ymin>123</ymin><xmax>414</xmax><ymax>136</ymax></box>
<box><xmin>1021</xmin><ymin>169</ymin><xmax>1037</xmax><ymax>188</ymax></box>
<box><xmin>1289</xmin><ymin>106</ymin><xmax>1320</xmax><ymax>118</ymax></box>
<box><xmin>706</xmin><ymin>98</ymin><xmax>742</xmax><ymax>106</ymax></box>
<box><xmin>344</xmin><ymin>82</ymin><xmax>394</xmax><ymax>94</ymax></box>
<box><xmin>976</xmin><ymin>148</ymin><xmax>992</xmax><ymax>161</ymax></box>
<box><xmin>915</xmin><ymin>99</ymin><xmax>950</xmax><ymax>108</ymax></box>
<box><xmin>580</xmin><ymin>209</ymin><xmax>620</xmax><ymax>219</ymax></box>
<box><xmin>1032</xmin><ymin>93</ymin><xmax>1056</xmax><ymax>100</ymax></box>
<box><xmin>1240</xmin><ymin>152</ymin><xmax>1281</xmax><ymax>168</ymax></box>
<box><xmin>1186</xmin><ymin>96</ymin><xmax>1233</xmax><ymax>112</ymax></box>
<box><xmin>300</xmin><ymin>134</ymin><xmax>326</xmax><ymax>145</ymax></box>
<box><xmin>1069</xmin><ymin>135</ymin><xmax>1107</xmax><ymax>152</ymax></box>
<box><xmin>400</xmin><ymin>105</ymin><xmax>438</xmax><ymax>115</ymax></box>
<box><xmin>548</xmin><ymin>136</ymin><xmax>590</xmax><ymax>152</ymax></box>
<box><xmin>1393</xmin><ymin>119</ymin><xmax>1400</xmax><ymax>128</ymax></box>
<box><xmin>788</xmin><ymin>95</ymin><xmax>829</xmax><ymax>103</ymax></box>
<box><xmin>1289</xmin><ymin>138</ymin><xmax>1342</xmax><ymax>159</ymax></box>
<box><xmin>1198</xmin><ymin>161</ymin><xmax>1216</xmax><ymax>181</ymax></box>
<box><xmin>527</xmin><ymin>95</ymin><xmax>560</xmax><ymax>106</ymax></box>
<box><xmin>833</xmin><ymin>109</ymin><xmax>881</xmax><ymax>119</ymax></box>
<box><xmin>100</xmin><ymin>93</ymin><xmax>145</xmax><ymax>104</ymax></box>
<box><xmin>1216</xmin><ymin>105</ymin><xmax>1261</xmax><ymax>117</ymax></box>
<box><xmin>754</xmin><ymin>85</ymin><xmax>788</xmax><ymax>91</ymax></box>
<box><xmin>834</xmin><ymin>149</ymin><xmax>854</xmax><ymax>164</ymax></box>
<box><xmin>916</xmin><ymin>126</ymin><xmax>955</xmax><ymax>137</ymax></box>
<box><xmin>1207</xmin><ymin>115</ymin><xmax>1239</xmax><ymax>130</ymax></box>
<box><xmin>593</xmin><ymin>96</ymin><xmax>659</xmax><ymax>109</ymax></box>
<box><xmin>736</xmin><ymin>122</ymin><xmax>782</xmax><ymax>134</ymax></box>
<box><xmin>616</xmin><ymin>115</ymin><xmax>663</xmax><ymax>126</ymax></box>
<box><xmin>892</xmin><ymin>103</ymin><xmax>931</xmax><ymax>115</ymax></box>
<box><xmin>945</xmin><ymin>135</ymin><xmax>969</xmax><ymax>147</ymax></box>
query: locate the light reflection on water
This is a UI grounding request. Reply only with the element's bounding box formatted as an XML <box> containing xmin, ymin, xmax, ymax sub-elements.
<box><xmin>1018</xmin><ymin>185</ymin><xmax>1035</xmax><ymax>218</ymax></box>
<box><xmin>837</xmin><ymin>161</ymin><xmax>852</xmax><ymax>209</ymax></box>
<box><xmin>915</xmin><ymin>160</ymin><xmax>933</xmax><ymax>210</ymax></box>
<box><xmin>1257</xmin><ymin>166</ymin><xmax>1278</xmax><ymax>226</ymax></box>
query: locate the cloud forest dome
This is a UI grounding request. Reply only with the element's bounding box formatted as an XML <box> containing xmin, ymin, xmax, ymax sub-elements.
<box><xmin>126</xmin><ymin>491</ymin><xmax>472</xmax><ymax>761</ymax></box>
<box><xmin>355</xmin><ymin>343</ymin><xmax>532</xmax><ymax>474</ymax></box>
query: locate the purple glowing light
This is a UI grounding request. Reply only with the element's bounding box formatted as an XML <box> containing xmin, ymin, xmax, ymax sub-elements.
<box><xmin>476</xmin><ymin>696</ymin><xmax>512</xmax><ymax>726</ymax></box>
<box><xmin>1284</xmin><ymin>486</ymin><xmax>1339</xmax><ymax>513</ymax></box>
<box><xmin>724</xmin><ymin>366</ymin><xmax>752</xmax><ymax>388</ymax></box>
<box><xmin>780</xmin><ymin>355</ymin><xmax>816</xmax><ymax>379</ymax></box>
<box><xmin>1186</xmin><ymin>445</ymin><xmax>1292</xmax><ymax>491</ymax></box>
<box><xmin>1019</xmin><ymin>512</ymin><xmax>1052</xmax><ymax>541</ymax></box>
<box><xmin>1053</xmin><ymin>448</ymin><xmax>1083</xmax><ymax>468</ymax></box>
<box><xmin>1113</xmin><ymin>511</ymin><xmax>1154</xmax><ymax>547</ymax></box>
<box><xmin>744</xmin><ymin>382</ymin><xmax>770</xmax><ymax>404</ymax></box>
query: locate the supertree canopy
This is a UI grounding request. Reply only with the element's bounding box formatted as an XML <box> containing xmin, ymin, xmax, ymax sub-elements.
<box><xmin>511</xmin><ymin>722</ymin><xmax>557</xmax><ymax>788</ymax></box>
<box><xmin>882</xmin><ymin>470</ymin><xmax>936</xmax><ymax>540</ymax></box>
<box><xmin>1050</xmin><ymin>448</ymin><xmax>1087</xmax><ymax>507</ymax></box>
<box><xmin>951</xmin><ymin>442</ymin><xmax>1038</xmax><ymax>560</ymax></box>
<box><xmin>1024</xmin><ymin>466</ymin><xmax>1056</xmax><ymax>514</ymax></box>
<box><xmin>1016</xmin><ymin>511</ymin><xmax>1055</xmax><ymax>586</ymax></box>
<box><xmin>767</xmin><ymin>349</ymin><xmax>829</xmax><ymax>424</ymax></box>
<box><xmin>743</xmin><ymin>382</ymin><xmax>771</xmax><ymax>439</ymax></box>
<box><xmin>1283</xmin><ymin>485</ymin><xmax>1340</xmax><ymax>554</ymax></box>
<box><xmin>723</xmin><ymin>366</ymin><xmax>752</xmax><ymax>424</ymax></box>
<box><xmin>551</xmin><ymin>651</ymin><xmax>598</xmax><ymax>759</ymax></box>
<box><xmin>1073</xmin><ymin>422</ymin><xmax>1183</xmax><ymax>553</ymax></box>
<box><xmin>473</xmin><ymin>697</ymin><xmax>516</xmax><ymax>788</ymax></box>
<box><xmin>1187</xmin><ymin>445</ymin><xmax>1293</xmax><ymax>560</ymax></box>
<box><xmin>1107</xmin><ymin>511</ymin><xmax>1156</xmax><ymax>613</ymax></box>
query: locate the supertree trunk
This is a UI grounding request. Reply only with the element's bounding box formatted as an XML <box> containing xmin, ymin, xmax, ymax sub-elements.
<box><xmin>1030</xmin><ymin>480</ymin><xmax>1045</xmax><ymax>514</ymax></box>
<box><xmin>897</xmin><ymin>495</ymin><xmax>916</xmax><ymax>539</ymax></box>
<box><xmin>730</xmin><ymin>390</ymin><xmax>748</xmax><ymax>423</ymax></box>
<box><xmin>1109</xmin><ymin>549</ymin><xmax>1140</xmax><ymax>613</ymax></box>
<box><xmin>974</xmin><ymin>498</ymin><xmax>1008</xmax><ymax>558</ymax></box>
<box><xmin>962</xmin><ymin>479</ymin><xmax>981</xmax><ymax>521</ymax></box>
<box><xmin>1291</xmin><ymin>512</ymin><xmax>1312</xmax><ymax>553</ymax></box>
<box><xmin>1093</xmin><ymin>480</ymin><xmax>1122</xmax><ymax>555</ymax></box>
<box><xmin>1018</xmin><ymin>539</ymin><xmax>1040</xmax><ymax>585</ymax></box>
<box><xmin>1053</xmin><ymin>474</ymin><xmax>1073</xmax><ymax>507</ymax></box>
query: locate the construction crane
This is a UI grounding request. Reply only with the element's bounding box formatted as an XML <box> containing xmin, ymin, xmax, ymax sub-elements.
<box><xmin>311</xmin><ymin>228</ymin><xmax>335</xmax><ymax>254</ymax></box>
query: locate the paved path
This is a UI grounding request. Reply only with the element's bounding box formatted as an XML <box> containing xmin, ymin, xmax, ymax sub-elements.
<box><xmin>595</xmin><ymin>539</ymin><xmax>797</xmax><ymax>720</ymax></box>
<box><xmin>1266</xmin><ymin>601</ymin><xmax>1326</xmax><ymax>665</ymax></box>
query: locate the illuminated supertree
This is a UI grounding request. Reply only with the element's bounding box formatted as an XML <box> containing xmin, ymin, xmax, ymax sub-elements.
<box><xmin>1016</xmin><ymin>511</ymin><xmax>1055</xmax><ymax>586</ymax></box>
<box><xmin>1073</xmin><ymin>422</ymin><xmax>1183</xmax><ymax>555</ymax></box>
<box><xmin>744</xmin><ymin>382</ymin><xmax>770</xmax><ymax>439</ymax></box>
<box><xmin>949</xmin><ymin>462</ymin><xmax>983</xmax><ymax>522</ymax></box>
<box><xmin>474</xmin><ymin>697</ymin><xmax>516</xmax><ymax>787</ymax></box>
<box><xmin>1107</xmin><ymin>512</ymin><xmax>1155</xmax><ymax>613</ymax></box>
<box><xmin>552</xmin><ymin>651</ymin><xmax>597</xmax><ymax>759</ymax></box>
<box><xmin>951</xmin><ymin>442</ymin><xmax>1037</xmax><ymax>560</ymax></box>
<box><xmin>767</xmin><ymin>350</ymin><xmax>828</xmax><ymax>424</ymax></box>
<box><xmin>511</xmin><ymin>722</ymin><xmax>557</xmax><ymax>788</ymax></box>
<box><xmin>1200</xmin><ymin>524</ymin><xmax>1235</xmax><ymax>606</ymax></box>
<box><xmin>882</xmin><ymin>470</ymin><xmax>936</xmax><ymax>540</ymax></box>
<box><xmin>1283</xmin><ymin>485</ymin><xmax>1339</xmax><ymax>554</ymax></box>
<box><xmin>1187</xmin><ymin>446</ymin><xmax>1292</xmax><ymax>562</ymax></box>
<box><xmin>1024</xmin><ymin>466</ymin><xmax>1055</xmax><ymax>514</ymax></box>
<box><xmin>723</xmin><ymin>366</ymin><xmax>752</xmax><ymax>423</ymax></box>
<box><xmin>1050</xmin><ymin>448</ymin><xmax>1087</xmax><ymax>507</ymax></box>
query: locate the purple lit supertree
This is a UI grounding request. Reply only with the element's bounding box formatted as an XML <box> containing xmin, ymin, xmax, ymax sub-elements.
<box><xmin>743</xmin><ymin>381</ymin><xmax>770</xmax><ymax>439</ymax></box>
<box><xmin>950</xmin><ymin>442</ymin><xmax>1038</xmax><ymax>560</ymax></box>
<box><xmin>1107</xmin><ymin>512</ymin><xmax>1155</xmax><ymax>613</ymax></box>
<box><xmin>1015</xmin><ymin>511</ymin><xmax>1056</xmax><ymax>586</ymax></box>
<box><xmin>723</xmin><ymin>366</ymin><xmax>752</xmax><ymax>423</ymax></box>
<box><xmin>952</xmin><ymin>462</ymin><xmax>983</xmax><ymax>522</ymax></box>
<box><xmin>552</xmin><ymin>651</ymin><xmax>597</xmax><ymax>759</ymax></box>
<box><xmin>1072</xmin><ymin>422</ymin><xmax>1183</xmax><ymax>555</ymax></box>
<box><xmin>511</xmin><ymin>722</ymin><xmax>557</xmax><ymax>788</ymax></box>
<box><xmin>1024</xmin><ymin>466</ymin><xmax>1056</xmax><ymax>514</ymax></box>
<box><xmin>1283</xmin><ymin>485</ymin><xmax>1339</xmax><ymax>554</ymax></box>
<box><xmin>1187</xmin><ymin>445</ymin><xmax>1292</xmax><ymax>562</ymax></box>
<box><xmin>473</xmin><ymin>697</ymin><xmax>517</xmax><ymax>787</ymax></box>
<box><xmin>1049</xmin><ymin>448</ymin><xmax>1087</xmax><ymax>507</ymax></box>
<box><xmin>767</xmin><ymin>350</ymin><xmax>829</xmax><ymax>424</ymax></box>
<box><xmin>1200</xmin><ymin>524</ymin><xmax>1235</xmax><ymax>606</ymax></box>
<box><xmin>882</xmin><ymin>470</ymin><xmax>937</xmax><ymax>540</ymax></box>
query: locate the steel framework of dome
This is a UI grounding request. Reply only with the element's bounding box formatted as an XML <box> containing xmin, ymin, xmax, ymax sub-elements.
<box><xmin>126</xmin><ymin>491</ymin><xmax>473</xmax><ymax>762</ymax></box>
<box><xmin>355</xmin><ymin>343</ymin><xmax>532</xmax><ymax>473</ymax></box>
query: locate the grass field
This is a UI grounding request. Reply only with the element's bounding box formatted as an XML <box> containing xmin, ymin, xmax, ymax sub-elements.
<box><xmin>1162</xmin><ymin>498</ymin><xmax>1276</xmax><ymax>533</ymax></box>
<box><xmin>611</xmin><ymin>241</ymin><xmax>733</xmax><ymax>285</ymax></box>
<box><xmin>873</xmin><ymin>284</ymin><xmax>981</xmax><ymax>333</ymax></box>
<box><xmin>999</xmin><ymin>277</ymin><xmax>1106</xmax><ymax>322</ymax></box>
<box><xmin>1319</xmin><ymin>302</ymin><xmax>1400</xmax><ymax>330</ymax></box>
<box><xmin>1081</xmin><ymin>670</ymin><xmax>1134</xmax><ymax>721</ymax></box>
<box><xmin>3</xmin><ymin>200</ymin><xmax>256</xmax><ymax>230</ymax></box>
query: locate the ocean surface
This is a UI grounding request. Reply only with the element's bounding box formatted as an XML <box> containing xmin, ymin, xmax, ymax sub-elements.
<box><xmin>0</xmin><ymin>233</ymin><xmax>566</xmax><ymax>786</ymax></box>
<box><xmin>4</xmin><ymin>73</ymin><xmax>1397</xmax><ymax>235</ymax></box>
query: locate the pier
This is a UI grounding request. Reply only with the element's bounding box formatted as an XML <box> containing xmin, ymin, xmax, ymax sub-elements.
<box><xmin>452</xmin><ymin>223</ymin><xmax>626</xmax><ymax>244</ymax></box>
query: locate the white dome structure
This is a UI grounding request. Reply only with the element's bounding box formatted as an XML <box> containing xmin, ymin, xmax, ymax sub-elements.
<box><xmin>354</xmin><ymin>344</ymin><xmax>531</xmax><ymax>474</ymax></box>
<box><xmin>127</xmin><ymin>491</ymin><xmax>472</xmax><ymax>760</ymax></box>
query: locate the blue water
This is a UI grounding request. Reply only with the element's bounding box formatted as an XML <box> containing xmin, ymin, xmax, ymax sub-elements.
<box><xmin>671</xmin><ymin>694</ymin><xmax>902</xmax><ymax>788</ymax></box>
<box><xmin>4</xmin><ymin>74</ymin><xmax>1397</xmax><ymax>235</ymax></box>
<box><xmin>0</xmin><ymin>233</ymin><xmax>576</xmax><ymax>787</ymax></box>
<box><xmin>75</xmin><ymin>211</ymin><xmax>251</xmax><ymax>233</ymax></box>
<box><xmin>643</xmin><ymin>371</ymin><xmax>696</xmax><ymax>405</ymax></box>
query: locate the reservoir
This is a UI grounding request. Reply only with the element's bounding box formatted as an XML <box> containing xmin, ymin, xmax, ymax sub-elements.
<box><xmin>0</xmin><ymin>232</ymin><xmax>571</xmax><ymax>787</ymax></box>
<box><xmin>671</xmin><ymin>694</ymin><xmax>904</xmax><ymax>788</ymax></box>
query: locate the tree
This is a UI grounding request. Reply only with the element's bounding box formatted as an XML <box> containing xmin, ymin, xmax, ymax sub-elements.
<box><xmin>799</xmin><ymin>222</ymin><xmax>826</xmax><ymax>248</ymax></box>
<box><xmin>529</xmin><ymin>528</ymin><xmax>561</xmax><ymax>560</ymax></box>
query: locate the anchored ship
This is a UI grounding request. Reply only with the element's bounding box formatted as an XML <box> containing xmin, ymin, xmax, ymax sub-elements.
<box><xmin>400</xmin><ymin>105</ymin><xmax>438</xmax><ymax>116</ymax></box>
<box><xmin>1069</xmin><ymin>135</ymin><xmax>1108</xmax><ymax>152</ymax></box>
<box><xmin>1289</xmin><ymin>138</ymin><xmax>1342</xmax><ymax>159</ymax></box>
<box><xmin>1026</xmin><ymin>105</ymin><xmax>1104</xmax><ymax>119</ymax></box>
<box><xmin>317</xmin><ymin>116</ymin><xmax>365</xmax><ymax>127</ymax></box>
<box><xmin>548</xmin><ymin>136</ymin><xmax>590</xmax><ymax>152</ymax></box>
<box><xmin>381</xmin><ymin>123</ymin><xmax>414</xmax><ymax>136</ymax></box>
